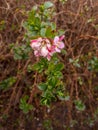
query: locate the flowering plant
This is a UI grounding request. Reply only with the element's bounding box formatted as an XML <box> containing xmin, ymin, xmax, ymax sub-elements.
<box><xmin>24</xmin><ymin>1</ymin><xmax>67</xmax><ymax>106</ymax></box>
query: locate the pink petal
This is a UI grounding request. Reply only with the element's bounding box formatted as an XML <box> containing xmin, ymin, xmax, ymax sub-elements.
<box><xmin>37</xmin><ymin>37</ymin><xmax>43</xmax><ymax>42</ymax></box>
<box><xmin>59</xmin><ymin>42</ymin><xmax>65</xmax><ymax>49</ymax></box>
<box><xmin>59</xmin><ymin>35</ymin><xmax>65</xmax><ymax>41</ymax></box>
<box><xmin>47</xmin><ymin>45</ymin><xmax>56</xmax><ymax>55</ymax></box>
<box><xmin>31</xmin><ymin>38</ymin><xmax>40</xmax><ymax>44</ymax></box>
<box><xmin>30</xmin><ymin>42</ymin><xmax>41</xmax><ymax>49</ymax></box>
<box><xmin>31</xmin><ymin>39</ymin><xmax>38</xmax><ymax>43</ymax></box>
<box><xmin>46</xmin><ymin>43</ymin><xmax>51</xmax><ymax>50</ymax></box>
<box><xmin>30</xmin><ymin>37</ymin><xmax>42</xmax><ymax>49</ymax></box>
<box><xmin>55</xmin><ymin>47</ymin><xmax>61</xmax><ymax>53</ymax></box>
<box><xmin>54</xmin><ymin>36</ymin><xmax>59</xmax><ymax>44</ymax></box>
<box><xmin>34</xmin><ymin>50</ymin><xmax>40</xmax><ymax>57</ymax></box>
<box><xmin>41</xmin><ymin>46</ymin><xmax>48</xmax><ymax>57</ymax></box>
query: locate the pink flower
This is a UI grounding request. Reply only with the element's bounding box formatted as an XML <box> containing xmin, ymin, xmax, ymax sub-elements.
<box><xmin>30</xmin><ymin>37</ymin><xmax>54</xmax><ymax>60</ymax></box>
<box><xmin>53</xmin><ymin>35</ymin><xmax>65</xmax><ymax>53</ymax></box>
<box><xmin>30</xmin><ymin>35</ymin><xmax>65</xmax><ymax>60</ymax></box>
<box><xmin>40</xmin><ymin>46</ymin><xmax>49</xmax><ymax>57</ymax></box>
<box><xmin>30</xmin><ymin>38</ymin><xmax>42</xmax><ymax>50</ymax></box>
<box><xmin>34</xmin><ymin>50</ymin><xmax>40</xmax><ymax>57</ymax></box>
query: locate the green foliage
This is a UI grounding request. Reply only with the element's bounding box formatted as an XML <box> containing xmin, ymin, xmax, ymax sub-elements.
<box><xmin>94</xmin><ymin>86</ymin><xmax>98</xmax><ymax>91</ymax></box>
<box><xmin>23</xmin><ymin>1</ymin><xmax>62</xmax><ymax>39</ymax></box>
<box><xmin>33</xmin><ymin>58</ymin><xmax>48</xmax><ymax>73</ymax></box>
<box><xmin>41</xmin><ymin>94</ymin><xmax>56</xmax><ymax>106</ymax></box>
<box><xmin>74</xmin><ymin>99</ymin><xmax>85</xmax><ymax>111</ymax></box>
<box><xmin>87</xmin><ymin>17</ymin><xmax>96</xmax><ymax>23</ymax></box>
<box><xmin>87</xmin><ymin>117</ymin><xmax>94</xmax><ymax>127</ymax></box>
<box><xmin>60</xmin><ymin>0</ymin><xmax>68</xmax><ymax>4</ymax></box>
<box><xmin>19</xmin><ymin>95</ymin><xmax>33</xmax><ymax>114</ymax></box>
<box><xmin>0</xmin><ymin>20</ymin><xmax>6</xmax><ymax>31</ymax></box>
<box><xmin>58</xmin><ymin>29</ymin><xmax>65</xmax><ymax>36</ymax></box>
<box><xmin>43</xmin><ymin>119</ymin><xmax>53</xmax><ymax>130</ymax></box>
<box><xmin>32</xmin><ymin>56</ymin><xmax>66</xmax><ymax>106</ymax></box>
<box><xmin>0</xmin><ymin>77</ymin><xmax>16</xmax><ymax>90</ymax></box>
<box><xmin>88</xmin><ymin>56</ymin><xmax>98</xmax><ymax>72</ymax></box>
<box><xmin>78</xmin><ymin>77</ymin><xmax>83</xmax><ymax>86</ymax></box>
<box><xmin>44</xmin><ymin>1</ymin><xmax>54</xmax><ymax>9</ymax></box>
<box><xmin>70</xmin><ymin>120</ymin><xmax>77</xmax><ymax>127</ymax></box>
<box><xmin>58</xmin><ymin>91</ymin><xmax>70</xmax><ymax>101</ymax></box>
<box><xmin>27</xmin><ymin>64</ymin><xmax>34</xmax><ymax>72</ymax></box>
<box><xmin>69</xmin><ymin>58</ymin><xmax>81</xmax><ymax>68</ymax></box>
<box><xmin>38</xmin><ymin>83</ymin><xmax>47</xmax><ymax>91</ymax></box>
<box><xmin>94</xmin><ymin>108</ymin><xmax>98</xmax><ymax>121</ymax></box>
<box><xmin>13</xmin><ymin>44</ymin><xmax>31</xmax><ymax>60</ymax></box>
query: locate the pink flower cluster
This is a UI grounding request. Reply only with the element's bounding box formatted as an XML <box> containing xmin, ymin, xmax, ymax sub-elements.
<box><xmin>30</xmin><ymin>36</ymin><xmax>65</xmax><ymax>60</ymax></box>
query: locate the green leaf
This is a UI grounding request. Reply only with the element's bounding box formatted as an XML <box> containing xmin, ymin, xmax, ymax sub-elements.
<box><xmin>0</xmin><ymin>20</ymin><xmax>6</xmax><ymax>31</ymax></box>
<box><xmin>54</xmin><ymin>71</ymin><xmax>63</xmax><ymax>79</ymax></box>
<box><xmin>35</xmin><ymin>17</ymin><xmax>41</xmax><ymax>27</ymax></box>
<box><xmin>51</xmin><ymin>23</ymin><xmax>56</xmax><ymax>30</ymax></box>
<box><xmin>88</xmin><ymin>56</ymin><xmax>98</xmax><ymax>72</ymax></box>
<box><xmin>45</xmin><ymin>27</ymin><xmax>53</xmax><ymax>38</ymax></box>
<box><xmin>38</xmin><ymin>83</ymin><xmax>47</xmax><ymax>91</ymax></box>
<box><xmin>40</xmin><ymin>93</ymin><xmax>55</xmax><ymax>106</ymax></box>
<box><xmin>33</xmin><ymin>58</ymin><xmax>48</xmax><ymax>73</ymax></box>
<box><xmin>57</xmin><ymin>91</ymin><xmax>70</xmax><ymax>101</ymax></box>
<box><xmin>19</xmin><ymin>96</ymin><xmax>33</xmax><ymax>114</ymax></box>
<box><xmin>32</xmin><ymin>5</ymin><xmax>38</xmax><ymax>11</ymax></box>
<box><xmin>41</xmin><ymin>98</ymin><xmax>50</xmax><ymax>106</ymax></box>
<box><xmin>48</xmin><ymin>77</ymin><xmax>58</xmax><ymax>88</ymax></box>
<box><xmin>61</xmin><ymin>49</ymin><xmax>67</xmax><ymax>55</ymax></box>
<box><xmin>94</xmin><ymin>86</ymin><xmax>98</xmax><ymax>91</ymax></box>
<box><xmin>43</xmin><ymin>119</ymin><xmax>53</xmax><ymax>130</ymax></box>
<box><xmin>0</xmin><ymin>77</ymin><xmax>16</xmax><ymax>90</ymax></box>
<box><xmin>13</xmin><ymin>45</ymin><xmax>30</xmax><ymax>60</ymax></box>
<box><xmin>55</xmin><ymin>63</ymin><xmax>64</xmax><ymax>71</ymax></box>
<box><xmin>58</xmin><ymin>29</ymin><xmax>65</xmax><ymax>36</ymax></box>
<box><xmin>40</xmin><ymin>28</ymin><xmax>46</xmax><ymax>37</ymax></box>
<box><xmin>74</xmin><ymin>100</ymin><xmax>85</xmax><ymax>111</ymax></box>
<box><xmin>44</xmin><ymin>1</ymin><xmax>54</xmax><ymax>9</ymax></box>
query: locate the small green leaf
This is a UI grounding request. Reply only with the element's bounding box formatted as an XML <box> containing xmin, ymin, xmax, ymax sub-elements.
<box><xmin>58</xmin><ymin>29</ymin><xmax>65</xmax><ymax>36</ymax></box>
<box><xmin>51</xmin><ymin>23</ymin><xmax>56</xmax><ymax>30</ymax></box>
<box><xmin>94</xmin><ymin>86</ymin><xmax>98</xmax><ymax>90</ymax></box>
<box><xmin>35</xmin><ymin>17</ymin><xmax>41</xmax><ymax>27</ymax></box>
<box><xmin>44</xmin><ymin>1</ymin><xmax>54</xmax><ymax>9</ymax></box>
<box><xmin>33</xmin><ymin>58</ymin><xmax>48</xmax><ymax>73</ymax></box>
<box><xmin>40</xmin><ymin>28</ymin><xmax>46</xmax><ymax>37</ymax></box>
<box><xmin>13</xmin><ymin>45</ymin><xmax>30</xmax><ymax>60</ymax></box>
<box><xmin>74</xmin><ymin>100</ymin><xmax>85</xmax><ymax>111</ymax></box>
<box><xmin>48</xmin><ymin>77</ymin><xmax>58</xmax><ymax>87</ymax></box>
<box><xmin>45</xmin><ymin>27</ymin><xmax>53</xmax><ymax>38</ymax></box>
<box><xmin>32</xmin><ymin>5</ymin><xmax>38</xmax><ymax>11</ymax></box>
<box><xmin>38</xmin><ymin>83</ymin><xmax>47</xmax><ymax>91</ymax></box>
<box><xmin>57</xmin><ymin>91</ymin><xmax>70</xmax><ymax>101</ymax></box>
<box><xmin>88</xmin><ymin>56</ymin><xmax>98</xmax><ymax>72</ymax></box>
<box><xmin>0</xmin><ymin>77</ymin><xmax>16</xmax><ymax>90</ymax></box>
<box><xmin>19</xmin><ymin>96</ymin><xmax>33</xmax><ymax>114</ymax></box>
<box><xmin>0</xmin><ymin>20</ymin><xmax>6</xmax><ymax>31</ymax></box>
<box><xmin>43</xmin><ymin>119</ymin><xmax>53</xmax><ymax>130</ymax></box>
<box><xmin>41</xmin><ymin>96</ymin><xmax>52</xmax><ymax>106</ymax></box>
<box><xmin>61</xmin><ymin>49</ymin><xmax>67</xmax><ymax>55</ymax></box>
<box><xmin>54</xmin><ymin>71</ymin><xmax>63</xmax><ymax>79</ymax></box>
<box><xmin>55</xmin><ymin>63</ymin><xmax>64</xmax><ymax>71</ymax></box>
